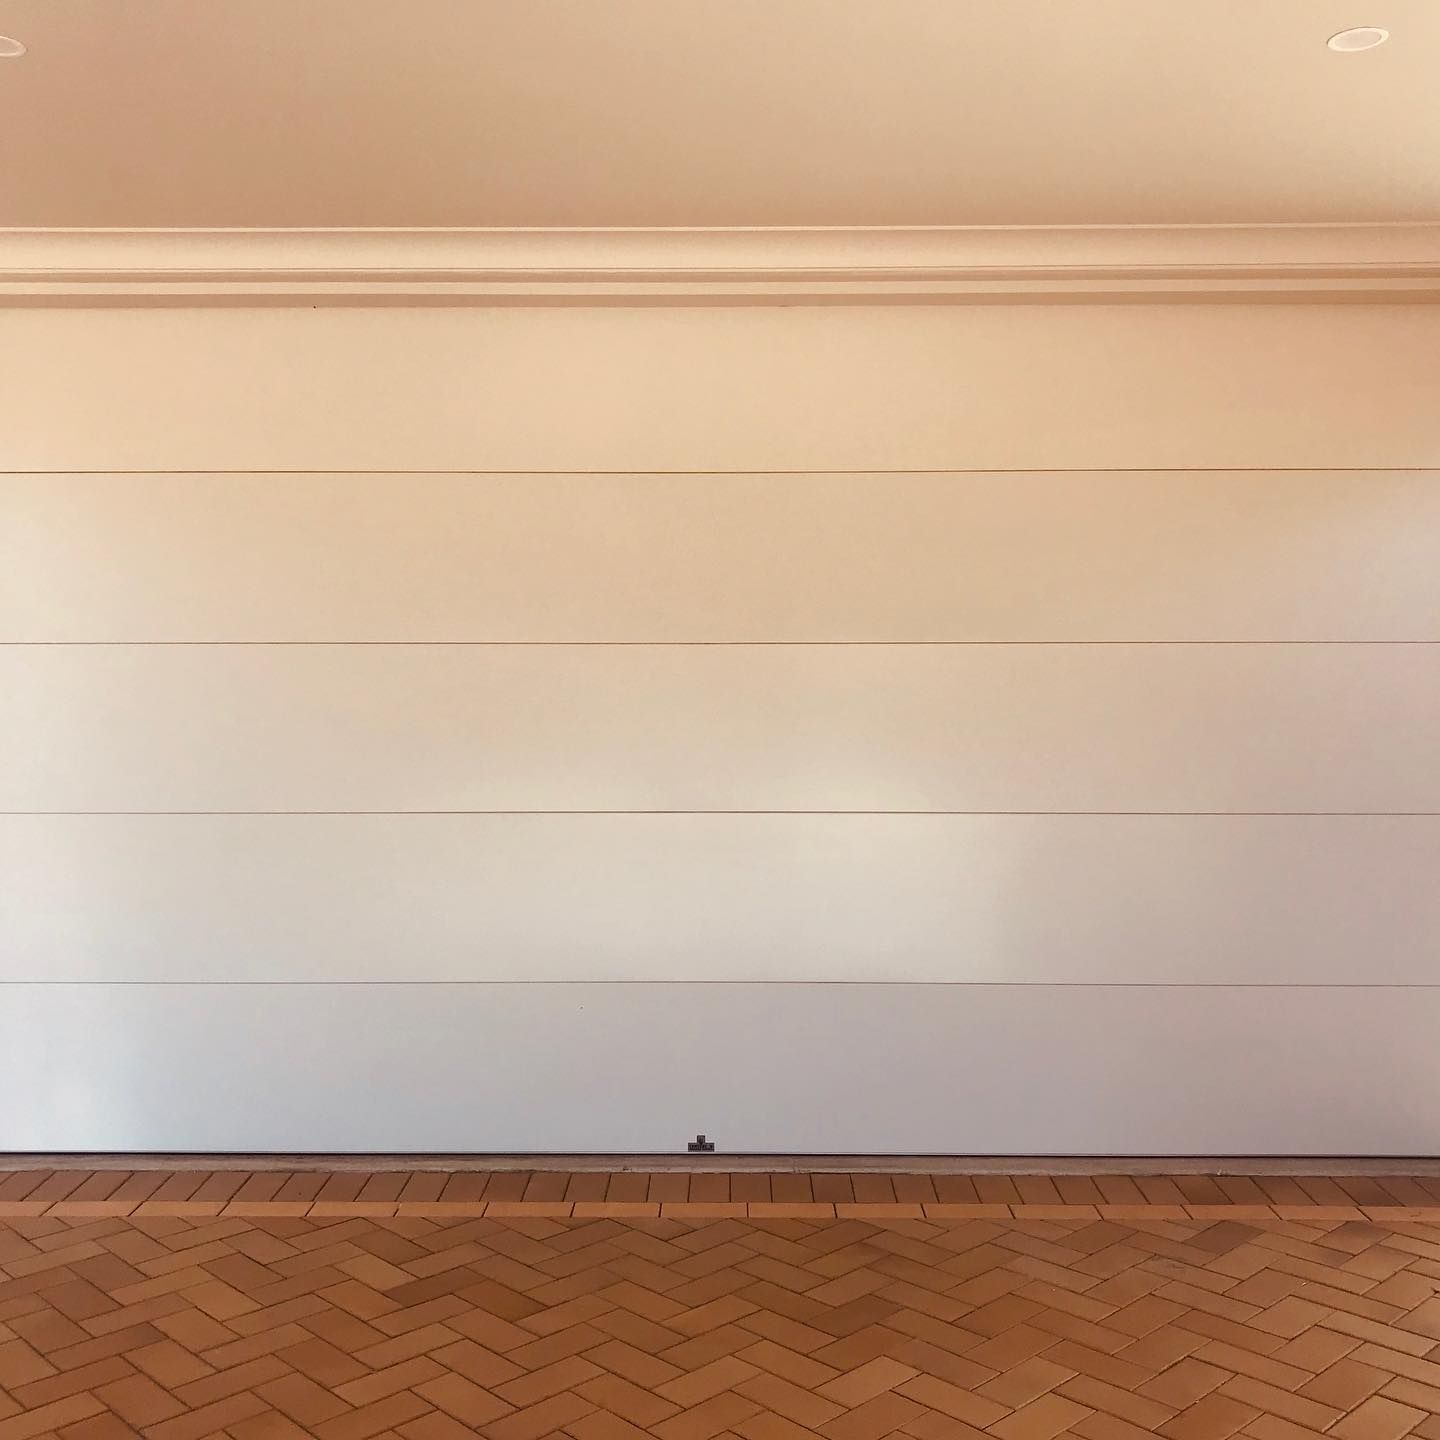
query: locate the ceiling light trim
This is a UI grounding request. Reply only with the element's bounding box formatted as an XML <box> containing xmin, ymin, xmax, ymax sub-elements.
<box><xmin>1327</xmin><ymin>25</ymin><xmax>1390</xmax><ymax>50</ymax></box>
<box><xmin>2</xmin><ymin>225</ymin><xmax>1439</xmax><ymax>305</ymax></box>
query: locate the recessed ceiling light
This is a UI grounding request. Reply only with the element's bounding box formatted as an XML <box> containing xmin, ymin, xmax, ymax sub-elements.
<box><xmin>1327</xmin><ymin>26</ymin><xmax>1389</xmax><ymax>51</ymax></box>
<box><xmin>0</xmin><ymin>35</ymin><xmax>27</xmax><ymax>57</ymax></box>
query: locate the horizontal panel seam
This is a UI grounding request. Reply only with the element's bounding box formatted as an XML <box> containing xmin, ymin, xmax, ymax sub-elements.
<box><xmin>5</xmin><ymin>810</ymin><xmax>1437</xmax><ymax>817</ymax></box>
<box><xmin>3</xmin><ymin>467</ymin><xmax>1440</xmax><ymax>475</ymax></box>
<box><xmin>6</xmin><ymin>980</ymin><xmax>1440</xmax><ymax>988</ymax></box>
<box><xmin>6</xmin><ymin>640</ymin><xmax>1438</xmax><ymax>648</ymax></box>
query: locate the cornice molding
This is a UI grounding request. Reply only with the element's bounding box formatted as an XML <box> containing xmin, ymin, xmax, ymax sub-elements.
<box><xmin>3</xmin><ymin>224</ymin><xmax>1439</xmax><ymax>304</ymax></box>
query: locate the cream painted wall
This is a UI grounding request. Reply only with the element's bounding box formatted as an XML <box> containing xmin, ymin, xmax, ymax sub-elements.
<box><xmin>2</xmin><ymin>301</ymin><xmax>1438</xmax><ymax>1153</ymax></box>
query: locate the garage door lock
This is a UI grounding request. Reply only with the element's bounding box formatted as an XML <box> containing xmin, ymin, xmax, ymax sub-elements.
<box><xmin>687</xmin><ymin>1133</ymin><xmax>716</xmax><ymax>1153</ymax></box>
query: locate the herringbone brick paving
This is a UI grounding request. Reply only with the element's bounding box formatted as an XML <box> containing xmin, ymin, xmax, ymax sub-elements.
<box><xmin>8</xmin><ymin>1170</ymin><xmax>1440</xmax><ymax>1219</ymax></box>
<box><xmin>5</xmin><ymin>1191</ymin><xmax>1440</xmax><ymax>1440</ymax></box>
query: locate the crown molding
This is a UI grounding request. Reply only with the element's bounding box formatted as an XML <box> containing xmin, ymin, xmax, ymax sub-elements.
<box><xmin>3</xmin><ymin>224</ymin><xmax>1439</xmax><ymax>305</ymax></box>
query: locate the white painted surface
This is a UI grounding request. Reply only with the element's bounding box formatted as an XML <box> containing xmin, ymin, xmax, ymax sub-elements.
<box><xmin>6</xmin><ymin>470</ymin><xmax>1439</xmax><ymax>643</ymax></box>
<box><xmin>4</xmin><ymin>0</ymin><xmax>1440</xmax><ymax>228</ymax></box>
<box><xmin>8</xmin><ymin>225</ymin><xmax>1440</xmax><ymax>306</ymax></box>
<box><xmin>4</xmin><ymin>305</ymin><xmax>1440</xmax><ymax>473</ymax></box>
<box><xmin>4</xmin><ymin>642</ymin><xmax>1433</xmax><ymax>815</ymax></box>
<box><xmin>4</xmin><ymin>298</ymin><xmax>1439</xmax><ymax>1155</ymax></box>
<box><xmin>4</xmin><ymin>814</ymin><xmax>1437</xmax><ymax>985</ymax></box>
<box><xmin>3</xmin><ymin>983</ymin><xmax>1438</xmax><ymax>1154</ymax></box>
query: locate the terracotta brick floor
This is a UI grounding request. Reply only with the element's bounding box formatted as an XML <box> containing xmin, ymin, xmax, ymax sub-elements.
<box><xmin>4</xmin><ymin>1179</ymin><xmax>1440</xmax><ymax>1440</ymax></box>
<box><xmin>8</xmin><ymin>1170</ymin><xmax>1440</xmax><ymax>1221</ymax></box>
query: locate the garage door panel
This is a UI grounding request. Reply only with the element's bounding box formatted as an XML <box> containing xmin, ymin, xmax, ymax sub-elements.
<box><xmin>3</xmin><ymin>813</ymin><xmax>1436</xmax><ymax>985</ymax></box>
<box><xmin>3</xmin><ymin>981</ymin><xmax>1436</xmax><ymax>1154</ymax></box>
<box><xmin>4</xmin><ymin>298</ymin><xmax>1438</xmax><ymax>1157</ymax></box>
<box><xmin>6</xmin><ymin>470</ymin><xmax>1439</xmax><ymax>643</ymax></box>
<box><xmin>3</xmin><ymin>643</ymin><xmax>1433</xmax><ymax>813</ymax></box>
<box><xmin>5</xmin><ymin>305</ymin><xmax>1440</xmax><ymax>474</ymax></box>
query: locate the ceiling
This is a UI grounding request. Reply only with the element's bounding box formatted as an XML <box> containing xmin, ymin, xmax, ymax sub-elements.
<box><xmin>0</xmin><ymin>0</ymin><xmax>1436</xmax><ymax>229</ymax></box>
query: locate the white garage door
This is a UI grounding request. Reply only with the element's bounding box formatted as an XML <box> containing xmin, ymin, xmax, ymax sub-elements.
<box><xmin>2</xmin><ymin>300</ymin><xmax>1439</xmax><ymax>1154</ymax></box>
